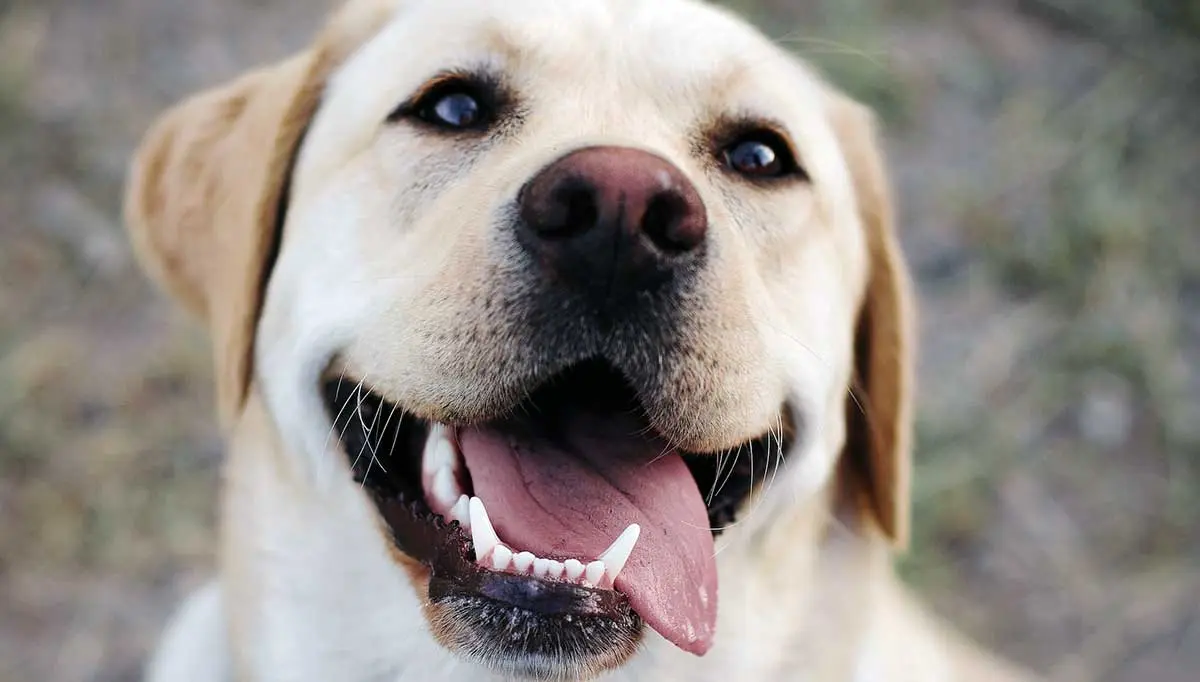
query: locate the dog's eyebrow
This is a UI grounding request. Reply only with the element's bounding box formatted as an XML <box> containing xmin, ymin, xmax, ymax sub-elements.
<box><xmin>478</xmin><ymin>23</ymin><xmax>523</xmax><ymax>62</ymax></box>
<box><xmin>706</xmin><ymin>61</ymin><xmax>755</xmax><ymax>105</ymax></box>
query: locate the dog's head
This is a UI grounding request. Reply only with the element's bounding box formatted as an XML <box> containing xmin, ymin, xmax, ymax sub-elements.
<box><xmin>126</xmin><ymin>0</ymin><xmax>912</xmax><ymax>677</ymax></box>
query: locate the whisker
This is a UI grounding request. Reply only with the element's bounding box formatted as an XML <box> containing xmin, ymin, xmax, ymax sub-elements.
<box><xmin>358</xmin><ymin>381</ymin><xmax>390</xmax><ymax>489</ymax></box>
<box><xmin>772</xmin><ymin>33</ymin><xmax>888</xmax><ymax>67</ymax></box>
<box><xmin>382</xmin><ymin>399</ymin><xmax>405</xmax><ymax>475</ymax></box>
<box><xmin>680</xmin><ymin>517</ymin><xmax>748</xmax><ymax>534</ymax></box>
<box><xmin>366</xmin><ymin>381</ymin><xmax>390</xmax><ymax>473</ymax></box>
<box><xmin>767</xmin><ymin>412</ymin><xmax>785</xmax><ymax>495</ymax></box>
<box><xmin>647</xmin><ymin>442</ymin><xmax>677</xmax><ymax>467</ymax></box>
<box><xmin>847</xmin><ymin>383</ymin><xmax>868</xmax><ymax>419</ymax></box>
<box><xmin>748</xmin><ymin>438</ymin><xmax>755</xmax><ymax>509</ymax></box>
<box><xmin>322</xmin><ymin>368</ymin><xmax>352</xmax><ymax>454</ymax></box>
<box><xmin>347</xmin><ymin>376</ymin><xmax>371</xmax><ymax>474</ymax></box>
<box><xmin>711</xmin><ymin>442</ymin><xmax>743</xmax><ymax>502</ymax></box>
<box><xmin>706</xmin><ymin>447</ymin><xmax>728</xmax><ymax>505</ymax></box>
<box><xmin>760</xmin><ymin>321</ymin><xmax>836</xmax><ymax>374</ymax></box>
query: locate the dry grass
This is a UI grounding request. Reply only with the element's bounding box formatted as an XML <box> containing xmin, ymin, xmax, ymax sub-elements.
<box><xmin>1</xmin><ymin>1</ymin><xmax>1196</xmax><ymax>681</ymax></box>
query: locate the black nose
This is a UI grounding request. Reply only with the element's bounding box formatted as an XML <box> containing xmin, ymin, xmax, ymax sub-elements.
<box><xmin>517</xmin><ymin>146</ymin><xmax>707</xmax><ymax>300</ymax></box>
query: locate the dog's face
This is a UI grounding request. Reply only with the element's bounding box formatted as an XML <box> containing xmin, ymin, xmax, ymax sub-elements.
<box><xmin>127</xmin><ymin>0</ymin><xmax>913</xmax><ymax>678</ymax></box>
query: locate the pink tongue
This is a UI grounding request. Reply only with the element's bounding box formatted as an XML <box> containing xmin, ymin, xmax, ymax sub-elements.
<box><xmin>458</xmin><ymin>411</ymin><xmax>718</xmax><ymax>655</ymax></box>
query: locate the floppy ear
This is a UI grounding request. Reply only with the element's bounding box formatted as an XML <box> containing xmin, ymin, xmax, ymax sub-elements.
<box><xmin>124</xmin><ymin>53</ymin><xmax>323</xmax><ymax>429</ymax></box>
<box><xmin>830</xmin><ymin>94</ymin><xmax>915</xmax><ymax>549</ymax></box>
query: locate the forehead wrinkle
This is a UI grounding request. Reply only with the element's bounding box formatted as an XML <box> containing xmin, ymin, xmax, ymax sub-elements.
<box><xmin>475</xmin><ymin>22</ymin><xmax>529</xmax><ymax>69</ymax></box>
<box><xmin>701</xmin><ymin>60</ymin><xmax>757</xmax><ymax>113</ymax></box>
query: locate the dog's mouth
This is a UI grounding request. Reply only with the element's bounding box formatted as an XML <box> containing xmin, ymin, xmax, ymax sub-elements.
<box><xmin>322</xmin><ymin>359</ymin><xmax>792</xmax><ymax>669</ymax></box>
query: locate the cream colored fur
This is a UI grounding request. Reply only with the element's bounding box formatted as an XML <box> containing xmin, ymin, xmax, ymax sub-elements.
<box><xmin>125</xmin><ymin>0</ymin><xmax>1036</xmax><ymax>680</ymax></box>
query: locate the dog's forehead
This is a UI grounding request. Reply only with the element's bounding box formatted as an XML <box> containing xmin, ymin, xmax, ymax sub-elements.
<box><xmin>393</xmin><ymin>0</ymin><xmax>772</xmax><ymax>57</ymax></box>
<box><xmin>328</xmin><ymin>0</ymin><xmax>814</xmax><ymax>116</ymax></box>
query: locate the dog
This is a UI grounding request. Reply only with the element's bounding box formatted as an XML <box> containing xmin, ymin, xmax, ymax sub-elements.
<box><xmin>124</xmin><ymin>0</ymin><xmax>1037</xmax><ymax>680</ymax></box>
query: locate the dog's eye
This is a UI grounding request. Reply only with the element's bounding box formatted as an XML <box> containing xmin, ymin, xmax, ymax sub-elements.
<box><xmin>421</xmin><ymin>90</ymin><xmax>483</xmax><ymax>129</ymax></box>
<box><xmin>390</xmin><ymin>76</ymin><xmax>499</xmax><ymax>132</ymax></box>
<box><xmin>720</xmin><ymin>130</ymin><xmax>804</xmax><ymax>180</ymax></box>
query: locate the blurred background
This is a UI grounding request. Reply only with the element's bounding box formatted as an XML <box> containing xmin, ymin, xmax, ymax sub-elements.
<box><xmin>0</xmin><ymin>0</ymin><xmax>1197</xmax><ymax>680</ymax></box>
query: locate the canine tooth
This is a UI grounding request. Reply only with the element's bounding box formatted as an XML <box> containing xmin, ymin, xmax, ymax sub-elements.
<box><xmin>512</xmin><ymin>551</ymin><xmax>536</xmax><ymax>573</ymax></box>
<box><xmin>421</xmin><ymin>424</ymin><xmax>455</xmax><ymax>475</ymax></box>
<box><xmin>564</xmin><ymin>559</ymin><xmax>585</xmax><ymax>581</ymax></box>
<box><xmin>597</xmin><ymin>523</ymin><xmax>640</xmax><ymax>583</ymax></box>
<box><xmin>547</xmin><ymin>560</ymin><xmax>565</xmax><ymax>579</ymax></box>
<box><xmin>585</xmin><ymin>560</ymin><xmax>605</xmax><ymax>585</ymax></box>
<box><xmin>433</xmin><ymin>467</ymin><xmax>458</xmax><ymax>506</ymax></box>
<box><xmin>533</xmin><ymin>557</ymin><xmax>550</xmax><ymax>578</ymax></box>
<box><xmin>491</xmin><ymin>544</ymin><xmax>513</xmax><ymax>571</ymax></box>
<box><xmin>469</xmin><ymin>497</ymin><xmax>499</xmax><ymax>561</ymax></box>
<box><xmin>450</xmin><ymin>495</ymin><xmax>471</xmax><ymax>528</ymax></box>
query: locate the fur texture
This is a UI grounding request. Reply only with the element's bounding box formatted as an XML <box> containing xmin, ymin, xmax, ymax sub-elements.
<box><xmin>125</xmin><ymin>1</ymin><xmax>1035</xmax><ymax>680</ymax></box>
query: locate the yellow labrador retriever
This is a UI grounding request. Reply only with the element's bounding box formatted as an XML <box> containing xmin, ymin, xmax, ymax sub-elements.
<box><xmin>125</xmin><ymin>0</ymin><xmax>1036</xmax><ymax>680</ymax></box>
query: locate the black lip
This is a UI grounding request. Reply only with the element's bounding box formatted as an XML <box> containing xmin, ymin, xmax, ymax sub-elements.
<box><xmin>429</xmin><ymin>590</ymin><xmax>641</xmax><ymax>680</ymax></box>
<box><xmin>370</xmin><ymin>494</ymin><xmax>635</xmax><ymax>619</ymax></box>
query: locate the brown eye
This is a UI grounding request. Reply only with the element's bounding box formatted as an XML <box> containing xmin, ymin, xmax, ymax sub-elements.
<box><xmin>720</xmin><ymin>130</ymin><xmax>804</xmax><ymax>180</ymax></box>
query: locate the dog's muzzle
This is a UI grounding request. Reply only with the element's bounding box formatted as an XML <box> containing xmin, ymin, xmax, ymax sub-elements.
<box><xmin>320</xmin><ymin>147</ymin><xmax>793</xmax><ymax>679</ymax></box>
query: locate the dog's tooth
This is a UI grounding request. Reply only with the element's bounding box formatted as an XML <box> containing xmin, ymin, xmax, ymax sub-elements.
<box><xmin>421</xmin><ymin>424</ymin><xmax>454</xmax><ymax>475</ymax></box>
<box><xmin>584</xmin><ymin>560</ymin><xmax>605</xmax><ymax>585</ymax></box>
<box><xmin>597</xmin><ymin>523</ymin><xmax>641</xmax><ymax>583</ymax></box>
<box><xmin>469</xmin><ymin>497</ymin><xmax>499</xmax><ymax>561</ymax></box>
<box><xmin>433</xmin><ymin>466</ymin><xmax>458</xmax><ymax>506</ymax></box>
<box><xmin>564</xmin><ymin>559</ymin><xmax>585</xmax><ymax>581</ymax></box>
<box><xmin>450</xmin><ymin>495</ymin><xmax>471</xmax><ymax>528</ymax></box>
<box><xmin>512</xmin><ymin>551</ymin><xmax>536</xmax><ymax>573</ymax></box>
<box><xmin>547</xmin><ymin>560</ymin><xmax>565</xmax><ymax>579</ymax></box>
<box><xmin>533</xmin><ymin>557</ymin><xmax>550</xmax><ymax>578</ymax></box>
<box><xmin>491</xmin><ymin>544</ymin><xmax>512</xmax><ymax>571</ymax></box>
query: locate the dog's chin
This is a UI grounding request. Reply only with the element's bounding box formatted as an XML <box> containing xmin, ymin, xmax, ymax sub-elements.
<box><xmin>321</xmin><ymin>358</ymin><xmax>794</xmax><ymax>680</ymax></box>
<box><xmin>378</xmin><ymin>496</ymin><xmax>642</xmax><ymax>680</ymax></box>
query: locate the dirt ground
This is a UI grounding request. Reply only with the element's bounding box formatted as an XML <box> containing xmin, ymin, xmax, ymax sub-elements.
<box><xmin>1</xmin><ymin>1</ymin><xmax>1197</xmax><ymax>681</ymax></box>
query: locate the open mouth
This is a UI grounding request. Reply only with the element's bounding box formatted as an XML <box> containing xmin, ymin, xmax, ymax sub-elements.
<box><xmin>322</xmin><ymin>359</ymin><xmax>792</xmax><ymax>666</ymax></box>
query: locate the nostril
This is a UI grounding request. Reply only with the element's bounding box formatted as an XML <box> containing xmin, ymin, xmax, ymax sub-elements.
<box><xmin>536</xmin><ymin>182</ymin><xmax>598</xmax><ymax>240</ymax></box>
<box><xmin>642</xmin><ymin>191</ymin><xmax>703</xmax><ymax>254</ymax></box>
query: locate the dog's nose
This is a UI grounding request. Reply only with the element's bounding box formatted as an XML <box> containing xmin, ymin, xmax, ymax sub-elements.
<box><xmin>517</xmin><ymin>146</ymin><xmax>707</xmax><ymax>298</ymax></box>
